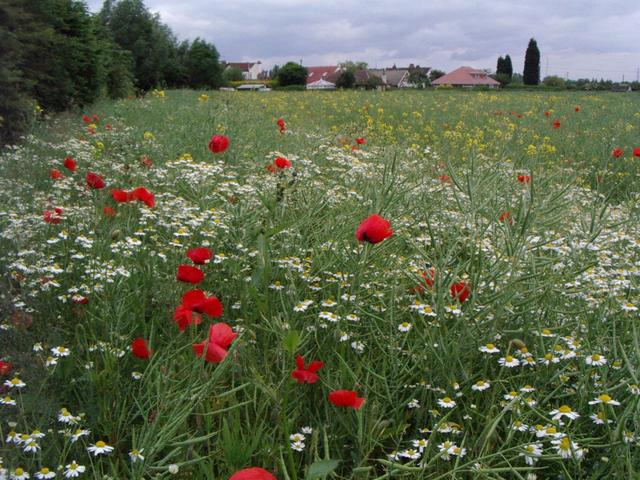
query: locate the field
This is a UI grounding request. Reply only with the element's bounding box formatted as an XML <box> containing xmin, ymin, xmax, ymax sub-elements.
<box><xmin>1</xmin><ymin>89</ymin><xmax>640</xmax><ymax>479</ymax></box>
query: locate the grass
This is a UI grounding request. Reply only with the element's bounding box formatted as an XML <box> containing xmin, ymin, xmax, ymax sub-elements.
<box><xmin>0</xmin><ymin>89</ymin><xmax>639</xmax><ymax>479</ymax></box>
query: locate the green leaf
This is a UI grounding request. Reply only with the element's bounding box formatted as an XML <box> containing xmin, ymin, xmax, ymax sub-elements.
<box><xmin>282</xmin><ymin>330</ymin><xmax>301</xmax><ymax>356</ymax></box>
<box><xmin>305</xmin><ymin>459</ymin><xmax>339</xmax><ymax>480</ymax></box>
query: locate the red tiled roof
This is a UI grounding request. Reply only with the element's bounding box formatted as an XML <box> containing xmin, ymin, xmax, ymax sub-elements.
<box><xmin>306</xmin><ymin>66</ymin><xmax>340</xmax><ymax>84</ymax></box>
<box><xmin>432</xmin><ymin>66</ymin><xmax>500</xmax><ymax>86</ymax></box>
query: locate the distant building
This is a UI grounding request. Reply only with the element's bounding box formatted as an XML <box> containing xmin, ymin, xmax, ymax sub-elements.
<box><xmin>431</xmin><ymin>66</ymin><xmax>500</xmax><ymax>88</ymax></box>
<box><xmin>354</xmin><ymin>65</ymin><xmax>430</xmax><ymax>89</ymax></box>
<box><xmin>225</xmin><ymin>62</ymin><xmax>263</xmax><ymax>80</ymax></box>
<box><xmin>306</xmin><ymin>66</ymin><xmax>341</xmax><ymax>89</ymax></box>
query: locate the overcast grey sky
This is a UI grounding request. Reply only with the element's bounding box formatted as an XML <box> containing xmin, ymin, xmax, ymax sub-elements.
<box><xmin>87</xmin><ymin>0</ymin><xmax>640</xmax><ymax>80</ymax></box>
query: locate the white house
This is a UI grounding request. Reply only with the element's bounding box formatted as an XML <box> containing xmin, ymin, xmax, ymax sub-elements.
<box><xmin>225</xmin><ymin>62</ymin><xmax>263</xmax><ymax>80</ymax></box>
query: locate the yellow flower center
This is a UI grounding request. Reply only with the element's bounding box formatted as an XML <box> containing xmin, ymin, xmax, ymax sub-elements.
<box><xmin>546</xmin><ymin>427</ymin><xmax>557</xmax><ymax>434</ymax></box>
<box><xmin>40</xmin><ymin>468</ymin><xmax>50</xmax><ymax>474</ymax></box>
<box><xmin>559</xmin><ymin>437</ymin><xmax>570</xmax><ymax>449</ymax></box>
<box><xmin>505</xmin><ymin>355</ymin><xmax>513</xmax><ymax>362</ymax></box>
<box><xmin>598</xmin><ymin>394</ymin><xmax>612</xmax><ymax>403</ymax></box>
<box><xmin>592</xmin><ymin>354</ymin><xmax>601</xmax><ymax>361</ymax></box>
<box><xmin>15</xmin><ymin>468</ymin><xmax>24</xmax><ymax>475</ymax></box>
<box><xmin>544</xmin><ymin>353</ymin><xmax>553</xmax><ymax>360</ymax></box>
<box><xmin>486</xmin><ymin>343</ymin><xmax>495</xmax><ymax>349</ymax></box>
<box><xmin>559</xmin><ymin>405</ymin><xmax>572</xmax><ymax>413</ymax></box>
<box><xmin>542</xmin><ymin>328</ymin><xmax>551</xmax><ymax>335</ymax></box>
<box><xmin>96</xmin><ymin>440</ymin><xmax>106</xmax><ymax>448</ymax></box>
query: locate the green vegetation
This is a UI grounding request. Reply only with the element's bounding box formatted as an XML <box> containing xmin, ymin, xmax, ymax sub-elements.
<box><xmin>1</xmin><ymin>90</ymin><xmax>640</xmax><ymax>478</ymax></box>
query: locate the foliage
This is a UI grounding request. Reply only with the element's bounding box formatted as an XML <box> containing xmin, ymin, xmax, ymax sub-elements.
<box><xmin>543</xmin><ymin>75</ymin><xmax>566</xmax><ymax>88</ymax></box>
<box><xmin>429</xmin><ymin>69</ymin><xmax>446</xmax><ymax>82</ymax></box>
<box><xmin>339</xmin><ymin>60</ymin><xmax>368</xmax><ymax>73</ymax></box>
<box><xmin>276</xmin><ymin>62</ymin><xmax>308</xmax><ymax>87</ymax></box>
<box><xmin>183</xmin><ymin>38</ymin><xmax>222</xmax><ymax>89</ymax></box>
<box><xmin>2</xmin><ymin>90</ymin><xmax>640</xmax><ymax>479</ymax></box>
<box><xmin>335</xmin><ymin>70</ymin><xmax>355</xmax><ymax>89</ymax></box>
<box><xmin>523</xmin><ymin>38</ymin><xmax>541</xmax><ymax>85</ymax></box>
<box><xmin>223</xmin><ymin>67</ymin><xmax>245</xmax><ymax>84</ymax></box>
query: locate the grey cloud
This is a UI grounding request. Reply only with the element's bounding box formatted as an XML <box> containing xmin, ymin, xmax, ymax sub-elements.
<box><xmin>87</xmin><ymin>0</ymin><xmax>640</xmax><ymax>79</ymax></box>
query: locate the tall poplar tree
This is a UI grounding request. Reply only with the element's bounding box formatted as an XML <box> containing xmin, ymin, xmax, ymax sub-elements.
<box><xmin>523</xmin><ymin>38</ymin><xmax>540</xmax><ymax>85</ymax></box>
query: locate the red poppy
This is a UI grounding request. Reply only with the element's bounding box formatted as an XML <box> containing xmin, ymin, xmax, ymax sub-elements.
<box><xmin>181</xmin><ymin>289</ymin><xmax>223</xmax><ymax>317</ymax></box>
<box><xmin>92</xmin><ymin>114</ymin><xmax>99</xmax><ymax>122</ymax></box>
<box><xmin>291</xmin><ymin>355</ymin><xmax>324</xmax><ymax>384</ymax></box>
<box><xmin>355</xmin><ymin>214</ymin><xmax>393</xmax><ymax>244</ymax></box>
<box><xmin>131</xmin><ymin>337</ymin><xmax>152</xmax><ymax>359</ymax></box>
<box><xmin>131</xmin><ymin>187</ymin><xmax>155</xmax><ymax>207</ymax></box>
<box><xmin>63</xmin><ymin>157</ymin><xmax>77</xmax><ymax>171</ymax></box>
<box><xmin>140</xmin><ymin>155</ymin><xmax>153</xmax><ymax>167</ymax></box>
<box><xmin>450</xmin><ymin>281</ymin><xmax>471</xmax><ymax>303</ymax></box>
<box><xmin>72</xmin><ymin>295</ymin><xmax>89</xmax><ymax>304</ymax></box>
<box><xmin>187</xmin><ymin>247</ymin><xmax>213</xmax><ymax>265</ymax></box>
<box><xmin>277</xmin><ymin>118</ymin><xmax>286</xmax><ymax>134</ymax></box>
<box><xmin>266</xmin><ymin>164</ymin><xmax>277</xmax><ymax>173</ymax></box>
<box><xmin>438</xmin><ymin>174</ymin><xmax>451</xmax><ymax>184</ymax></box>
<box><xmin>274</xmin><ymin>156</ymin><xmax>291</xmax><ymax>169</ymax></box>
<box><xmin>105</xmin><ymin>124</ymin><xmax>112</xmax><ymax>131</ymax></box>
<box><xmin>328</xmin><ymin>389</ymin><xmax>365</xmax><ymax>409</ymax></box>
<box><xmin>173</xmin><ymin>304</ymin><xmax>202</xmax><ymax>332</ymax></box>
<box><xmin>612</xmin><ymin>148</ymin><xmax>624</xmax><ymax>158</ymax></box>
<box><xmin>44</xmin><ymin>209</ymin><xmax>63</xmax><ymax>224</ymax></box>
<box><xmin>208</xmin><ymin>134</ymin><xmax>229</xmax><ymax>154</ymax></box>
<box><xmin>544</xmin><ymin>111</ymin><xmax>550</xmax><ymax>117</ymax></box>
<box><xmin>634</xmin><ymin>147</ymin><xmax>640</xmax><ymax>157</ymax></box>
<box><xmin>82</xmin><ymin>114</ymin><xmax>90</xmax><ymax>123</ymax></box>
<box><xmin>422</xmin><ymin>267</ymin><xmax>436</xmax><ymax>288</ymax></box>
<box><xmin>355</xmin><ymin>137</ymin><xmax>366</xmax><ymax>145</ymax></box>
<box><xmin>193</xmin><ymin>322</ymin><xmax>237</xmax><ymax>363</ymax></box>
<box><xmin>176</xmin><ymin>264</ymin><xmax>204</xmax><ymax>284</ymax></box>
<box><xmin>517</xmin><ymin>175</ymin><xmax>531</xmax><ymax>184</ymax></box>
<box><xmin>103</xmin><ymin>206</ymin><xmax>116</xmax><ymax>217</ymax></box>
<box><xmin>111</xmin><ymin>189</ymin><xmax>129</xmax><ymax>203</ymax></box>
<box><xmin>552</xmin><ymin>119</ymin><xmax>561</xmax><ymax>129</ymax></box>
<box><xmin>229</xmin><ymin>467</ymin><xmax>276</xmax><ymax>480</ymax></box>
<box><xmin>499</xmin><ymin>210</ymin><xmax>513</xmax><ymax>224</ymax></box>
<box><xmin>50</xmin><ymin>169</ymin><xmax>64</xmax><ymax>180</ymax></box>
<box><xmin>0</xmin><ymin>361</ymin><xmax>12</xmax><ymax>376</ymax></box>
<box><xmin>86</xmin><ymin>171</ymin><xmax>105</xmax><ymax>189</ymax></box>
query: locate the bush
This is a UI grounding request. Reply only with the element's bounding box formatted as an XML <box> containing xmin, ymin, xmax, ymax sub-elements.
<box><xmin>276</xmin><ymin>62</ymin><xmax>308</xmax><ymax>87</ymax></box>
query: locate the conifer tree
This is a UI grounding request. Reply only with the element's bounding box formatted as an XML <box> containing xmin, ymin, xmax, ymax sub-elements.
<box><xmin>523</xmin><ymin>38</ymin><xmax>540</xmax><ymax>85</ymax></box>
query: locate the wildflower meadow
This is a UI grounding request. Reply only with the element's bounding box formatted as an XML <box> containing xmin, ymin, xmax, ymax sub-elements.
<box><xmin>1</xmin><ymin>89</ymin><xmax>640</xmax><ymax>479</ymax></box>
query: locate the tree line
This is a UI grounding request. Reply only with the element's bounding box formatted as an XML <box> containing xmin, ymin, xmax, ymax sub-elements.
<box><xmin>0</xmin><ymin>0</ymin><xmax>224</xmax><ymax>145</ymax></box>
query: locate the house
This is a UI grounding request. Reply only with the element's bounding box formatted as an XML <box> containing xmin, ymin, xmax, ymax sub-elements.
<box><xmin>225</xmin><ymin>62</ymin><xmax>263</xmax><ymax>80</ymax></box>
<box><xmin>306</xmin><ymin>66</ymin><xmax>341</xmax><ymax>89</ymax></box>
<box><xmin>354</xmin><ymin>65</ymin><xmax>430</xmax><ymax>89</ymax></box>
<box><xmin>432</xmin><ymin>66</ymin><xmax>500</xmax><ymax>88</ymax></box>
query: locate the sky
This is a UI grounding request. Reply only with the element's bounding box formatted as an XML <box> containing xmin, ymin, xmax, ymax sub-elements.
<box><xmin>86</xmin><ymin>0</ymin><xmax>640</xmax><ymax>81</ymax></box>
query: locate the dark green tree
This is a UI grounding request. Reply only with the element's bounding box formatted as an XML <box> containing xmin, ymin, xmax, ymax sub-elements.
<box><xmin>523</xmin><ymin>38</ymin><xmax>540</xmax><ymax>85</ymax></box>
<box><xmin>429</xmin><ymin>69</ymin><xmax>445</xmax><ymax>82</ymax></box>
<box><xmin>496</xmin><ymin>56</ymin><xmax>505</xmax><ymax>75</ymax></box>
<box><xmin>183</xmin><ymin>38</ymin><xmax>222</xmax><ymax>88</ymax></box>
<box><xmin>0</xmin><ymin>0</ymin><xmax>34</xmax><ymax>145</ymax></box>
<box><xmin>276</xmin><ymin>62</ymin><xmax>308</xmax><ymax>87</ymax></box>
<box><xmin>335</xmin><ymin>70</ymin><xmax>355</xmax><ymax>89</ymax></box>
<box><xmin>504</xmin><ymin>55</ymin><xmax>513</xmax><ymax>79</ymax></box>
